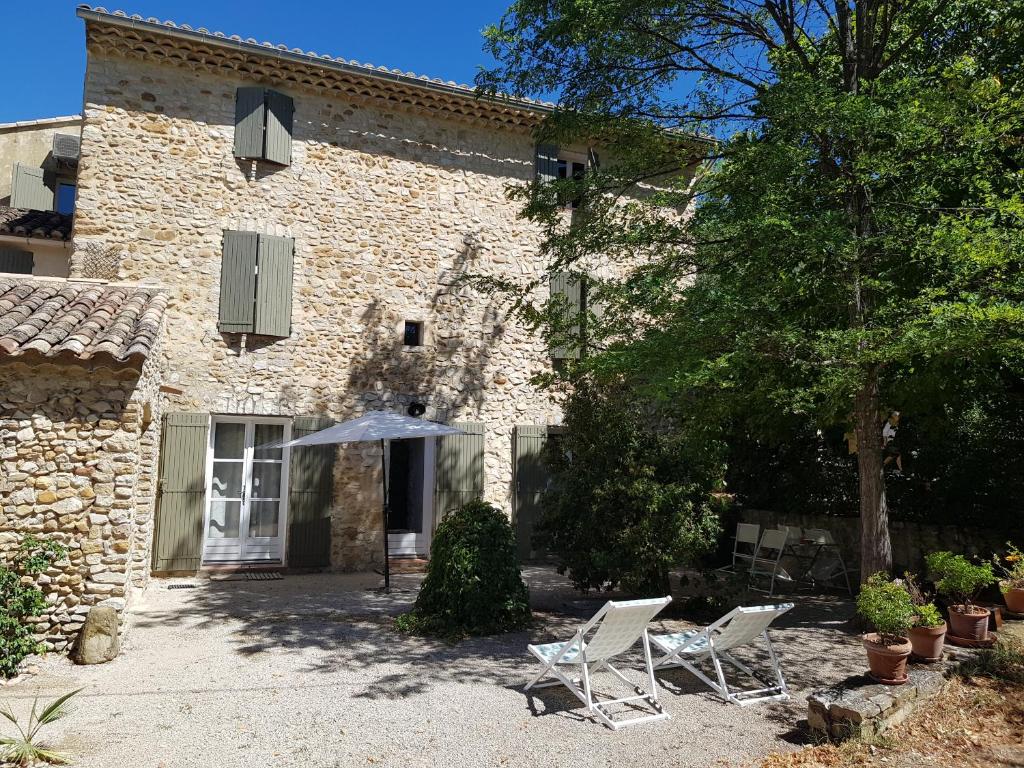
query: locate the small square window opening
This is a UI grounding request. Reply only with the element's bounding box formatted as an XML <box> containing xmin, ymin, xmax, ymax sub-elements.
<box><xmin>404</xmin><ymin>321</ymin><xmax>424</xmax><ymax>347</ymax></box>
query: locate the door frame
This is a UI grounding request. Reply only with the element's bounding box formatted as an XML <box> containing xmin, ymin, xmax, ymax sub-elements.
<box><xmin>201</xmin><ymin>415</ymin><xmax>292</xmax><ymax>566</ymax></box>
<box><xmin>387</xmin><ymin>437</ymin><xmax>436</xmax><ymax>557</ymax></box>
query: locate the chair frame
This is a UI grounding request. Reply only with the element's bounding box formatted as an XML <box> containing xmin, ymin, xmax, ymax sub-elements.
<box><xmin>748</xmin><ymin>528</ymin><xmax>792</xmax><ymax>597</ymax></box>
<box><xmin>718</xmin><ymin>522</ymin><xmax>760</xmax><ymax>573</ymax></box>
<box><xmin>525</xmin><ymin>597</ymin><xmax>671</xmax><ymax>730</ymax></box>
<box><xmin>652</xmin><ymin>604</ymin><xmax>793</xmax><ymax>707</ymax></box>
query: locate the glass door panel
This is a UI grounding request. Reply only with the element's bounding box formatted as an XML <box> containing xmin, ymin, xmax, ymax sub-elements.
<box><xmin>203</xmin><ymin>419</ymin><xmax>289</xmax><ymax>564</ymax></box>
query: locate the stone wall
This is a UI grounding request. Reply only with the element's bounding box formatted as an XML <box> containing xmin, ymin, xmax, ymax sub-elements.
<box><xmin>738</xmin><ymin>508</ymin><xmax>1014</xmax><ymax>576</ymax></box>
<box><xmin>0</xmin><ymin>360</ymin><xmax>160</xmax><ymax>648</ymax></box>
<box><xmin>73</xmin><ymin>53</ymin><xmax>568</xmax><ymax>569</ymax></box>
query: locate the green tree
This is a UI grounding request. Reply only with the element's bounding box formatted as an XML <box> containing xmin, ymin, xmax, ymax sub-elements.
<box><xmin>538</xmin><ymin>380</ymin><xmax>722</xmax><ymax>595</ymax></box>
<box><xmin>479</xmin><ymin>0</ymin><xmax>1024</xmax><ymax>578</ymax></box>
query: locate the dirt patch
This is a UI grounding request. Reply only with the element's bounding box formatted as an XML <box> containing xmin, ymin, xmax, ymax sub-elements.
<box><xmin>759</xmin><ymin>676</ymin><xmax>1024</xmax><ymax>768</ymax></box>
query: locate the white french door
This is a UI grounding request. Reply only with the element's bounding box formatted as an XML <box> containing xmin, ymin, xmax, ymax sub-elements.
<box><xmin>203</xmin><ymin>417</ymin><xmax>291</xmax><ymax>564</ymax></box>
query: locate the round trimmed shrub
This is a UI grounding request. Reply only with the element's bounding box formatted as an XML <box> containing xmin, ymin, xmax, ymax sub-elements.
<box><xmin>398</xmin><ymin>499</ymin><xmax>531</xmax><ymax>637</ymax></box>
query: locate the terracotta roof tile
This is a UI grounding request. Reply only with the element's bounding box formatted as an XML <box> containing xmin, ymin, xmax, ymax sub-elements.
<box><xmin>0</xmin><ymin>277</ymin><xmax>165</xmax><ymax>367</ymax></box>
<box><xmin>0</xmin><ymin>207</ymin><xmax>73</xmax><ymax>241</ymax></box>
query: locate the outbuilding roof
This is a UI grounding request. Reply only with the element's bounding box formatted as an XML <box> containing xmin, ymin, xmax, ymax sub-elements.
<box><xmin>0</xmin><ymin>277</ymin><xmax>165</xmax><ymax>367</ymax></box>
<box><xmin>0</xmin><ymin>207</ymin><xmax>74</xmax><ymax>242</ymax></box>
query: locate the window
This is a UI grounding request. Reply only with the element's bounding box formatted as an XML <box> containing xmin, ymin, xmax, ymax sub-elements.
<box><xmin>404</xmin><ymin>321</ymin><xmax>424</xmax><ymax>347</ymax></box>
<box><xmin>218</xmin><ymin>230</ymin><xmax>295</xmax><ymax>336</ymax></box>
<box><xmin>534</xmin><ymin>144</ymin><xmax>595</xmax><ymax>208</ymax></box>
<box><xmin>55</xmin><ymin>182</ymin><xmax>76</xmax><ymax>215</ymax></box>
<box><xmin>234</xmin><ymin>87</ymin><xmax>295</xmax><ymax>166</ymax></box>
<box><xmin>0</xmin><ymin>248</ymin><xmax>33</xmax><ymax>274</ymax></box>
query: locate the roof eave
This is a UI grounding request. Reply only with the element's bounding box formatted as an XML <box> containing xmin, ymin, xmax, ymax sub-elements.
<box><xmin>75</xmin><ymin>7</ymin><xmax>555</xmax><ymax>120</ymax></box>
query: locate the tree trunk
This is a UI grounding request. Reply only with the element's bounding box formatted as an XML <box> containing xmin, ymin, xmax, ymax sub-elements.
<box><xmin>854</xmin><ymin>373</ymin><xmax>892</xmax><ymax>581</ymax></box>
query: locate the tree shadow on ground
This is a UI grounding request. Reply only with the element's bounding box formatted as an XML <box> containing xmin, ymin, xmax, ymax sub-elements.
<box><xmin>130</xmin><ymin>568</ymin><xmax>866</xmax><ymax>733</ymax></box>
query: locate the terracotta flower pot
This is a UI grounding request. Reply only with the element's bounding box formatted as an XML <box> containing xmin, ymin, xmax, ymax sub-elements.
<box><xmin>862</xmin><ymin>633</ymin><xmax>912</xmax><ymax>685</ymax></box>
<box><xmin>948</xmin><ymin>605</ymin><xmax>991</xmax><ymax>641</ymax></box>
<box><xmin>1003</xmin><ymin>586</ymin><xmax>1024</xmax><ymax>614</ymax></box>
<box><xmin>908</xmin><ymin>622</ymin><xmax>946</xmax><ymax>661</ymax></box>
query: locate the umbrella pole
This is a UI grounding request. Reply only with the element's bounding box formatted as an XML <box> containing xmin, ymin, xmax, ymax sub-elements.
<box><xmin>381</xmin><ymin>438</ymin><xmax>390</xmax><ymax>594</ymax></box>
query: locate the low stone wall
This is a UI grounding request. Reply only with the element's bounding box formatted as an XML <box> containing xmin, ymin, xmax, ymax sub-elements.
<box><xmin>737</xmin><ymin>508</ymin><xmax>1012</xmax><ymax>576</ymax></box>
<box><xmin>808</xmin><ymin>668</ymin><xmax>948</xmax><ymax>740</ymax></box>
<box><xmin>0</xmin><ymin>361</ymin><xmax>159</xmax><ymax>650</ymax></box>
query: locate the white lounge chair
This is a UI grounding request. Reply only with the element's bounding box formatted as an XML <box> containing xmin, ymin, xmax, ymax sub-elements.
<box><xmin>717</xmin><ymin>522</ymin><xmax>760</xmax><ymax>573</ymax></box>
<box><xmin>525</xmin><ymin>596</ymin><xmax>672</xmax><ymax>729</ymax></box>
<box><xmin>651</xmin><ymin>603</ymin><xmax>793</xmax><ymax>706</ymax></box>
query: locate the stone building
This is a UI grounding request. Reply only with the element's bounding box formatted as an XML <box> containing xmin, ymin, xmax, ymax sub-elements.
<box><xmin>0</xmin><ymin>6</ymin><xmax>645</xmax><ymax>645</ymax></box>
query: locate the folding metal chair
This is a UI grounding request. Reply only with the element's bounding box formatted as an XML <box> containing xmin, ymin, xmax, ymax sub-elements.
<box><xmin>525</xmin><ymin>596</ymin><xmax>672</xmax><ymax>729</ymax></box>
<box><xmin>748</xmin><ymin>528</ymin><xmax>793</xmax><ymax>597</ymax></box>
<box><xmin>651</xmin><ymin>603</ymin><xmax>794</xmax><ymax>706</ymax></box>
<box><xmin>803</xmin><ymin>528</ymin><xmax>854</xmax><ymax>595</ymax></box>
<box><xmin>717</xmin><ymin>522</ymin><xmax>760</xmax><ymax>573</ymax></box>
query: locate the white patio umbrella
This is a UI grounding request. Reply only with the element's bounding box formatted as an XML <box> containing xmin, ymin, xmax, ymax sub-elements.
<box><xmin>273</xmin><ymin>412</ymin><xmax>466</xmax><ymax>592</ymax></box>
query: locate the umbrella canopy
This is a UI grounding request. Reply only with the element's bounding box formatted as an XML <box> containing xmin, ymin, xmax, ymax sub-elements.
<box><xmin>269</xmin><ymin>411</ymin><xmax>466</xmax><ymax>594</ymax></box>
<box><xmin>276</xmin><ymin>411</ymin><xmax>465</xmax><ymax>448</ymax></box>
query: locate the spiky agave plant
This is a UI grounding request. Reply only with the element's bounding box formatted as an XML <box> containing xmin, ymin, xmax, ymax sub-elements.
<box><xmin>0</xmin><ymin>689</ymin><xmax>81</xmax><ymax>765</ymax></box>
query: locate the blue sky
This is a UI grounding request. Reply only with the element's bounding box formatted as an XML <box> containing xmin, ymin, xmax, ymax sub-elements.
<box><xmin>1</xmin><ymin>1</ymin><xmax>514</xmax><ymax>123</ymax></box>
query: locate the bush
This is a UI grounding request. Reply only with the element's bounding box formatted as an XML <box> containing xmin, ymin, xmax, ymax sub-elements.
<box><xmin>914</xmin><ymin>603</ymin><xmax>945</xmax><ymax>628</ymax></box>
<box><xmin>397</xmin><ymin>499</ymin><xmax>530</xmax><ymax>638</ymax></box>
<box><xmin>956</xmin><ymin>638</ymin><xmax>1024</xmax><ymax>684</ymax></box>
<box><xmin>0</xmin><ymin>536</ymin><xmax>67</xmax><ymax>678</ymax></box>
<box><xmin>993</xmin><ymin>542</ymin><xmax>1024</xmax><ymax>592</ymax></box>
<box><xmin>926</xmin><ymin>551</ymin><xmax>996</xmax><ymax>608</ymax></box>
<box><xmin>538</xmin><ymin>379</ymin><xmax>723</xmax><ymax>595</ymax></box>
<box><xmin>857</xmin><ymin>572</ymin><xmax>915</xmax><ymax>644</ymax></box>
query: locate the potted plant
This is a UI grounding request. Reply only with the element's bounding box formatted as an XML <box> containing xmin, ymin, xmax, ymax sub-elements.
<box><xmin>857</xmin><ymin>572</ymin><xmax>915</xmax><ymax>684</ymax></box>
<box><xmin>994</xmin><ymin>542</ymin><xmax>1024</xmax><ymax>614</ymax></box>
<box><xmin>902</xmin><ymin>572</ymin><xmax>947</xmax><ymax>662</ymax></box>
<box><xmin>925</xmin><ymin>551</ymin><xmax>997</xmax><ymax>641</ymax></box>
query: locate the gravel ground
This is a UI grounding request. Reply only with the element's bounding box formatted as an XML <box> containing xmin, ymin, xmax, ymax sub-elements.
<box><xmin>2</xmin><ymin>567</ymin><xmax>863</xmax><ymax>768</ymax></box>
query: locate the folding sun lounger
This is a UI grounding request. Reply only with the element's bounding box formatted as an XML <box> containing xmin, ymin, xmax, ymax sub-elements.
<box><xmin>525</xmin><ymin>596</ymin><xmax>672</xmax><ymax>729</ymax></box>
<box><xmin>651</xmin><ymin>603</ymin><xmax>793</xmax><ymax>706</ymax></box>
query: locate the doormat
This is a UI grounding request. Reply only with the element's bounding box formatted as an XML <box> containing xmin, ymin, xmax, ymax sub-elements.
<box><xmin>167</xmin><ymin>584</ymin><xmax>199</xmax><ymax>590</ymax></box>
<box><xmin>247</xmin><ymin>571</ymin><xmax>283</xmax><ymax>581</ymax></box>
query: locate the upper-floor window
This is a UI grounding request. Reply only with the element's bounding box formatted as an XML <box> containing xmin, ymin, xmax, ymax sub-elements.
<box><xmin>535</xmin><ymin>145</ymin><xmax>597</xmax><ymax>209</ymax></box>
<box><xmin>234</xmin><ymin>87</ymin><xmax>295</xmax><ymax>167</ymax></box>
<box><xmin>218</xmin><ymin>230</ymin><xmax>295</xmax><ymax>337</ymax></box>
<box><xmin>55</xmin><ymin>182</ymin><xmax>76</xmax><ymax>215</ymax></box>
<box><xmin>403</xmin><ymin>321</ymin><xmax>424</xmax><ymax>347</ymax></box>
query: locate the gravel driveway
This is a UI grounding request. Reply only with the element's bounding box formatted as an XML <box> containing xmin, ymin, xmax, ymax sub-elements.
<box><xmin>1</xmin><ymin>568</ymin><xmax>862</xmax><ymax>768</ymax></box>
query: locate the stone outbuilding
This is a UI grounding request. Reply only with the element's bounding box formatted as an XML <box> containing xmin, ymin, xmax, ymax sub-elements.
<box><xmin>0</xmin><ymin>277</ymin><xmax>165</xmax><ymax>649</ymax></box>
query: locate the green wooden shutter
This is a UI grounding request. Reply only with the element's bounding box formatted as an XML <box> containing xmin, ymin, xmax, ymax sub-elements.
<box><xmin>264</xmin><ymin>89</ymin><xmax>294</xmax><ymax>166</ymax></box>
<box><xmin>10</xmin><ymin>163</ymin><xmax>54</xmax><ymax>210</ymax></box>
<box><xmin>513</xmin><ymin>425</ymin><xmax>551</xmax><ymax>561</ymax></box>
<box><xmin>288</xmin><ymin>416</ymin><xmax>336</xmax><ymax>568</ymax></box>
<box><xmin>434</xmin><ymin>422</ymin><xmax>485</xmax><ymax>523</ymax></box>
<box><xmin>0</xmin><ymin>248</ymin><xmax>33</xmax><ymax>274</ymax></box>
<box><xmin>152</xmin><ymin>412</ymin><xmax>209</xmax><ymax>573</ymax></box>
<box><xmin>253</xmin><ymin>234</ymin><xmax>294</xmax><ymax>337</ymax></box>
<box><xmin>535</xmin><ymin>143</ymin><xmax>559</xmax><ymax>182</ymax></box>
<box><xmin>218</xmin><ymin>230</ymin><xmax>258</xmax><ymax>333</ymax></box>
<box><xmin>549</xmin><ymin>272</ymin><xmax>582</xmax><ymax>359</ymax></box>
<box><xmin>234</xmin><ymin>86</ymin><xmax>266</xmax><ymax>159</ymax></box>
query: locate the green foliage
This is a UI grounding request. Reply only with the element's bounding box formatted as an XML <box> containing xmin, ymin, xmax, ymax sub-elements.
<box><xmin>537</xmin><ymin>379</ymin><xmax>723</xmax><ymax>595</ymax></box>
<box><xmin>956</xmin><ymin>638</ymin><xmax>1024</xmax><ymax>684</ymax></box>
<box><xmin>0</xmin><ymin>688</ymin><xmax>80</xmax><ymax>765</ymax></box>
<box><xmin>914</xmin><ymin>603</ymin><xmax>945</xmax><ymax>628</ymax></box>
<box><xmin>993</xmin><ymin>542</ymin><xmax>1024</xmax><ymax>592</ymax></box>
<box><xmin>398</xmin><ymin>499</ymin><xmax>530</xmax><ymax>638</ymax></box>
<box><xmin>0</xmin><ymin>536</ymin><xmax>67</xmax><ymax>678</ymax></box>
<box><xmin>478</xmin><ymin>0</ymin><xmax>1024</xmax><ymax>578</ymax></box>
<box><xmin>857</xmin><ymin>572</ymin><xmax>915</xmax><ymax>644</ymax></box>
<box><xmin>677</xmin><ymin>569</ymin><xmax>750</xmax><ymax>623</ymax></box>
<box><xmin>926</xmin><ymin>551</ymin><xmax>997</xmax><ymax>608</ymax></box>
